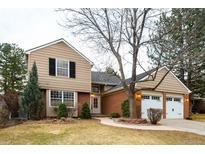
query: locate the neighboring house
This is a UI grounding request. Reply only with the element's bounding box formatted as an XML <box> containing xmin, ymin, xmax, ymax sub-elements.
<box><xmin>26</xmin><ymin>38</ymin><xmax>191</xmax><ymax>119</ymax></box>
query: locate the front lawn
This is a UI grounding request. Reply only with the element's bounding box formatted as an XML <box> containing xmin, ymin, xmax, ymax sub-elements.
<box><xmin>0</xmin><ymin>119</ymin><xmax>205</xmax><ymax>144</ymax></box>
<box><xmin>192</xmin><ymin>114</ymin><xmax>205</xmax><ymax>122</ymax></box>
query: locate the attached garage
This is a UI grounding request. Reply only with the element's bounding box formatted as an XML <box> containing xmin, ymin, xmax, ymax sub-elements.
<box><xmin>101</xmin><ymin>66</ymin><xmax>191</xmax><ymax>119</ymax></box>
<box><xmin>141</xmin><ymin>91</ymin><xmax>184</xmax><ymax>119</ymax></box>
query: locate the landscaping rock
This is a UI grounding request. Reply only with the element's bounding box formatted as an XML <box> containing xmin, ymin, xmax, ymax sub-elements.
<box><xmin>117</xmin><ymin>118</ymin><xmax>148</xmax><ymax>124</ymax></box>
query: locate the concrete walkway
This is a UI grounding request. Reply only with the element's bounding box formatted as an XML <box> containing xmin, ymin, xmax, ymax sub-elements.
<box><xmin>96</xmin><ymin>117</ymin><xmax>179</xmax><ymax>131</ymax></box>
<box><xmin>96</xmin><ymin>117</ymin><xmax>205</xmax><ymax>136</ymax></box>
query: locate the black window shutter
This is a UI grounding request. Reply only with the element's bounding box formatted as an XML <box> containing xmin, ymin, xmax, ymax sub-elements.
<box><xmin>70</xmin><ymin>61</ymin><xmax>76</xmax><ymax>78</ymax></box>
<box><xmin>49</xmin><ymin>58</ymin><xmax>56</xmax><ymax>76</ymax></box>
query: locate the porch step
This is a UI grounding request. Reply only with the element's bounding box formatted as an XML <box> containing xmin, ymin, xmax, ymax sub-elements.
<box><xmin>91</xmin><ymin>114</ymin><xmax>109</xmax><ymax>117</ymax></box>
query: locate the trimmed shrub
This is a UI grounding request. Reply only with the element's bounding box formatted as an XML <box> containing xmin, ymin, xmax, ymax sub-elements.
<box><xmin>57</xmin><ymin>103</ymin><xmax>68</xmax><ymax>118</ymax></box>
<box><xmin>110</xmin><ymin>112</ymin><xmax>120</xmax><ymax>118</ymax></box>
<box><xmin>147</xmin><ymin>108</ymin><xmax>162</xmax><ymax>125</ymax></box>
<box><xmin>121</xmin><ymin>100</ymin><xmax>130</xmax><ymax>117</ymax></box>
<box><xmin>81</xmin><ymin>102</ymin><xmax>91</xmax><ymax>119</ymax></box>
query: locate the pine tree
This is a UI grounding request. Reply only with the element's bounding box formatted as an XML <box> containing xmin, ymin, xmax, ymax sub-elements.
<box><xmin>148</xmin><ymin>8</ymin><xmax>205</xmax><ymax>98</ymax></box>
<box><xmin>22</xmin><ymin>62</ymin><xmax>42</xmax><ymax>120</ymax></box>
<box><xmin>0</xmin><ymin>43</ymin><xmax>26</xmax><ymax>93</ymax></box>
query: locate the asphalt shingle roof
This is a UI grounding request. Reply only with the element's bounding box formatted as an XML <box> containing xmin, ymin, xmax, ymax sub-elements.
<box><xmin>110</xmin><ymin>67</ymin><xmax>157</xmax><ymax>90</ymax></box>
<box><xmin>91</xmin><ymin>71</ymin><xmax>121</xmax><ymax>85</ymax></box>
<box><xmin>91</xmin><ymin>67</ymin><xmax>157</xmax><ymax>89</ymax></box>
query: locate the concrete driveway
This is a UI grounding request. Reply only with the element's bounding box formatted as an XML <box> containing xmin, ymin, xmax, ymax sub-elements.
<box><xmin>97</xmin><ymin>118</ymin><xmax>205</xmax><ymax>136</ymax></box>
<box><xmin>160</xmin><ymin>119</ymin><xmax>205</xmax><ymax>136</ymax></box>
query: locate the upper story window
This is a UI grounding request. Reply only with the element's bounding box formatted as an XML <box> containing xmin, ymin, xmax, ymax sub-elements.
<box><xmin>49</xmin><ymin>58</ymin><xmax>76</xmax><ymax>78</ymax></box>
<box><xmin>92</xmin><ymin>86</ymin><xmax>100</xmax><ymax>93</ymax></box>
<box><xmin>57</xmin><ymin>59</ymin><xmax>68</xmax><ymax>76</ymax></box>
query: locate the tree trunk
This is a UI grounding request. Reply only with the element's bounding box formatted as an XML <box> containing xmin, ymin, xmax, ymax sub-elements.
<box><xmin>128</xmin><ymin>92</ymin><xmax>137</xmax><ymax>118</ymax></box>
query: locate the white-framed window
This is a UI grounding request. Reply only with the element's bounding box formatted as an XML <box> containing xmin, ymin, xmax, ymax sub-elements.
<box><xmin>50</xmin><ymin>90</ymin><xmax>75</xmax><ymax>107</ymax></box>
<box><xmin>50</xmin><ymin>91</ymin><xmax>62</xmax><ymax>106</ymax></box>
<box><xmin>63</xmin><ymin>91</ymin><xmax>75</xmax><ymax>107</ymax></box>
<box><xmin>56</xmin><ymin>59</ymin><xmax>69</xmax><ymax>77</ymax></box>
<box><xmin>151</xmin><ymin>96</ymin><xmax>160</xmax><ymax>101</ymax></box>
<box><xmin>93</xmin><ymin>98</ymin><xmax>98</xmax><ymax>108</ymax></box>
<box><xmin>142</xmin><ymin>95</ymin><xmax>150</xmax><ymax>100</ymax></box>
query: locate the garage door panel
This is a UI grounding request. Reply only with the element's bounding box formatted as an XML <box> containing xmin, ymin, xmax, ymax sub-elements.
<box><xmin>166</xmin><ymin>95</ymin><xmax>183</xmax><ymax>119</ymax></box>
<box><xmin>141</xmin><ymin>95</ymin><xmax>163</xmax><ymax>119</ymax></box>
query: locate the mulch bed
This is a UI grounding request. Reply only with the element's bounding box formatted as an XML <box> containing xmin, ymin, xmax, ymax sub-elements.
<box><xmin>117</xmin><ymin>118</ymin><xmax>148</xmax><ymax>124</ymax></box>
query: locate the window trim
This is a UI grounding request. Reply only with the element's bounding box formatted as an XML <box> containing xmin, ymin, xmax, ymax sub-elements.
<box><xmin>49</xmin><ymin>90</ymin><xmax>76</xmax><ymax>108</ymax></box>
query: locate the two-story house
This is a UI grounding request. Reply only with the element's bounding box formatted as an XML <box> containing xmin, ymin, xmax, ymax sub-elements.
<box><xmin>26</xmin><ymin>38</ymin><xmax>191</xmax><ymax>119</ymax></box>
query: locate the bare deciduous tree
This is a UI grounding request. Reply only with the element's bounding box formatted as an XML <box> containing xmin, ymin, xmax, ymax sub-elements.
<box><xmin>57</xmin><ymin>8</ymin><xmax>165</xmax><ymax>118</ymax></box>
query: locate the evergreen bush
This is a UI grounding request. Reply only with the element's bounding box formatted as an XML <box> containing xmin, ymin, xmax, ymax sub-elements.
<box><xmin>121</xmin><ymin>100</ymin><xmax>130</xmax><ymax>117</ymax></box>
<box><xmin>110</xmin><ymin>112</ymin><xmax>120</xmax><ymax>118</ymax></box>
<box><xmin>57</xmin><ymin>103</ymin><xmax>68</xmax><ymax>118</ymax></box>
<box><xmin>80</xmin><ymin>102</ymin><xmax>91</xmax><ymax>119</ymax></box>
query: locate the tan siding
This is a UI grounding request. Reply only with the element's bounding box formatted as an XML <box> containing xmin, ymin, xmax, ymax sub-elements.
<box><xmin>28</xmin><ymin>42</ymin><xmax>91</xmax><ymax>92</ymax></box>
<box><xmin>137</xmin><ymin>68</ymin><xmax>189</xmax><ymax>94</ymax></box>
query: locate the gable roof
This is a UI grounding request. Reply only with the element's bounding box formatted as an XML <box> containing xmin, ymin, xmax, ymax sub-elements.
<box><xmin>91</xmin><ymin>71</ymin><xmax>121</xmax><ymax>85</ymax></box>
<box><xmin>26</xmin><ymin>38</ymin><xmax>93</xmax><ymax>65</ymax></box>
<box><xmin>105</xmin><ymin>66</ymin><xmax>191</xmax><ymax>94</ymax></box>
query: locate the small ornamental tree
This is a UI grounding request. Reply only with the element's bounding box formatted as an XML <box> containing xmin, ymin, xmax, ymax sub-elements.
<box><xmin>22</xmin><ymin>62</ymin><xmax>42</xmax><ymax>120</ymax></box>
<box><xmin>57</xmin><ymin>103</ymin><xmax>68</xmax><ymax>118</ymax></box>
<box><xmin>121</xmin><ymin>100</ymin><xmax>130</xmax><ymax>117</ymax></box>
<box><xmin>3</xmin><ymin>91</ymin><xmax>19</xmax><ymax>117</ymax></box>
<box><xmin>81</xmin><ymin>102</ymin><xmax>91</xmax><ymax>119</ymax></box>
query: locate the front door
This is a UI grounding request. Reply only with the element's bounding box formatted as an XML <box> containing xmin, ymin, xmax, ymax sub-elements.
<box><xmin>91</xmin><ymin>96</ymin><xmax>101</xmax><ymax>114</ymax></box>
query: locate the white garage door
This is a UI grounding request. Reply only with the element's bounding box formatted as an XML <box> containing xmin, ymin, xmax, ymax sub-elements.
<box><xmin>141</xmin><ymin>95</ymin><xmax>163</xmax><ymax>119</ymax></box>
<box><xmin>166</xmin><ymin>96</ymin><xmax>183</xmax><ymax>119</ymax></box>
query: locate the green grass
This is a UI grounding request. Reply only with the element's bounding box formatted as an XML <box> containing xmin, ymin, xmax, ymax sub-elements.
<box><xmin>192</xmin><ymin>114</ymin><xmax>205</xmax><ymax>122</ymax></box>
<box><xmin>0</xmin><ymin>119</ymin><xmax>205</xmax><ymax>144</ymax></box>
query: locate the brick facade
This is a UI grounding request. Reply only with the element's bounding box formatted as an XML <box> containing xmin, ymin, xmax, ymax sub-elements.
<box><xmin>78</xmin><ymin>92</ymin><xmax>90</xmax><ymax>116</ymax></box>
<box><xmin>101</xmin><ymin>90</ymin><xmax>127</xmax><ymax>116</ymax></box>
